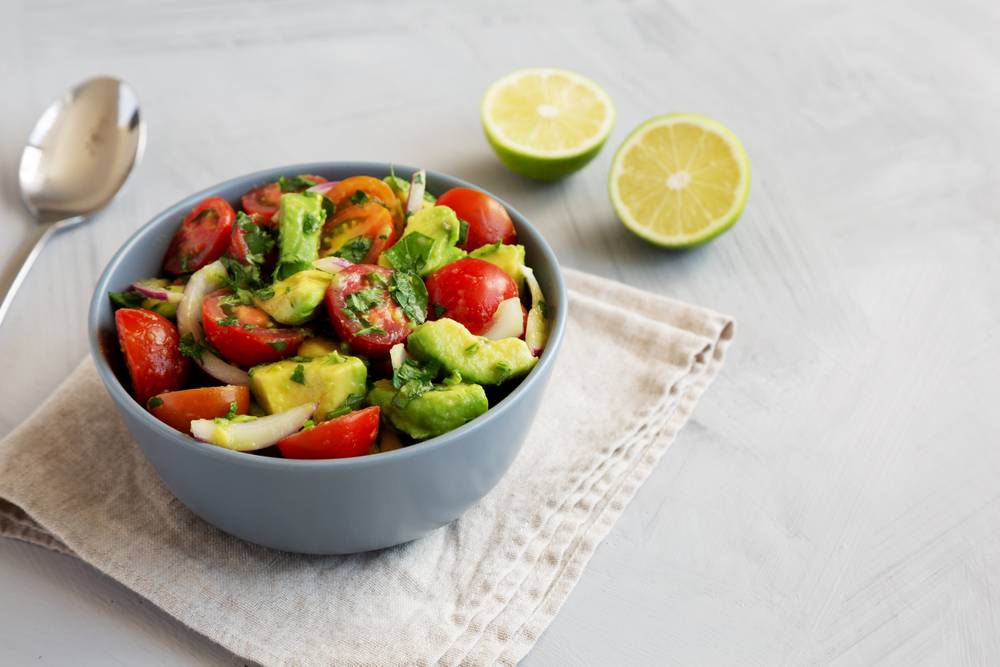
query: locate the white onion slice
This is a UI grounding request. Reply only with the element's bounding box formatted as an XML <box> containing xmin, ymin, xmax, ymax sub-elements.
<box><xmin>389</xmin><ymin>343</ymin><xmax>409</xmax><ymax>370</ymax></box>
<box><xmin>177</xmin><ymin>261</ymin><xmax>250</xmax><ymax>385</ymax></box>
<box><xmin>481</xmin><ymin>297</ymin><xmax>525</xmax><ymax>340</ymax></box>
<box><xmin>313</xmin><ymin>256</ymin><xmax>353</xmax><ymax>274</ymax></box>
<box><xmin>405</xmin><ymin>169</ymin><xmax>426</xmax><ymax>215</ymax></box>
<box><xmin>191</xmin><ymin>402</ymin><xmax>316</xmax><ymax>451</ymax></box>
<box><xmin>521</xmin><ymin>266</ymin><xmax>549</xmax><ymax>355</ymax></box>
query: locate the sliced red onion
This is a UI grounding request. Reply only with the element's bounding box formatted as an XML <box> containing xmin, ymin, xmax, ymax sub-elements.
<box><xmin>406</xmin><ymin>169</ymin><xmax>426</xmax><ymax>216</ymax></box>
<box><xmin>481</xmin><ymin>297</ymin><xmax>525</xmax><ymax>340</ymax></box>
<box><xmin>521</xmin><ymin>266</ymin><xmax>549</xmax><ymax>356</ymax></box>
<box><xmin>313</xmin><ymin>256</ymin><xmax>353</xmax><ymax>274</ymax></box>
<box><xmin>389</xmin><ymin>343</ymin><xmax>409</xmax><ymax>370</ymax></box>
<box><xmin>306</xmin><ymin>181</ymin><xmax>339</xmax><ymax>195</ymax></box>
<box><xmin>177</xmin><ymin>261</ymin><xmax>250</xmax><ymax>385</ymax></box>
<box><xmin>131</xmin><ymin>279</ymin><xmax>183</xmax><ymax>303</ymax></box>
<box><xmin>191</xmin><ymin>402</ymin><xmax>317</xmax><ymax>451</ymax></box>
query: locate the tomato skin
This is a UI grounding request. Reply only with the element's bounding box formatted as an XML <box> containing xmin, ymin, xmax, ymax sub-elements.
<box><xmin>240</xmin><ymin>182</ymin><xmax>282</xmax><ymax>222</ymax></box>
<box><xmin>426</xmin><ymin>258</ymin><xmax>518</xmax><ymax>334</ymax></box>
<box><xmin>324</xmin><ymin>265</ymin><xmax>414</xmax><ymax>356</ymax></box>
<box><xmin>321</xmin><ymin>176</ymin><xmax>404</xmax><ymax>234</ymax></box>
<box><xmin>148</xmin><ymin>385</ymin><xmax>250</xmax><ymax>434</ymax></box>
<box><xmin>436</xmin><ymin>188</ymin><xmax>517</xmax><ymax>251</ymax></box>
<box><xmin>115</xmin><ymin>308</ymin><xmax>190</xmax><ymax>406</ymax></box>
<box><xmin>320</xmin><ymin>202</ymin><xmax>397</xmax><ymax>264</ymax></box>
<box><xmin>201</xmin><ymin>290</ymin><xmax>304</xmax><ymax>367</ymax></box>
<box><xmin>163</xmin><ymin>197</ymin><xmax>236</xmax><ymax>275</ymax></box>
<box><xmin>226</xmin><ymin>221</ymin><xmax>252</xmax><ymax>263</ymax></box>
<box><xmin>277</xmin><ymin>406</ymin><xmax>380</xmax><ymax>459</ymax></box>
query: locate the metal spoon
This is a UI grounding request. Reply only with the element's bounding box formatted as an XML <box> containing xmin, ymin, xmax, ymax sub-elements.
<box><xmin>0</xmin><ymin>76</ymin><xmax>145</xmax><ymax>328</ymax></box>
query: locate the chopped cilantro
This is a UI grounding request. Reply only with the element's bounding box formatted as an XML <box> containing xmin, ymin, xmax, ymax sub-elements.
<box><xmin>109</xmin><ymin>290</ymin><xmax>144</xmax><ymax>309</ymax></box>
<box><xmin>391</xmin><ymin>358</ymin><xmax>441</xmax><ymax>408</ymax></box>
<box><xmin>147</xmin><ymin>396</ymin><xmax>164</xmax><ymax>409</ymax></box>
<box><xmin>224</xmin><ymin>401</ymin><xmax>238</xmax><ymax>419</ymax></box>
<box><xmin>457</xmin><ymin>218</ymin><xmax>469</xmax><ymax>246</ymax></box>
<box><xmin>433</xmin><ymin>303</ymin><xmax>447</xmax><ymax>318</ymax></box>
<box><xmin>217</xmin><ymin>316</ymin><xmax>239</xmax><ymax>327</ymax></box>
<box><xmin>325</xmin><ymin>393</ymin><xmax>365</xmax><ymax>420</ymax></box>
<box><xmin>277</xmin><ymin>175</ymin><xmax>319</xmax><ymax>192</ymax></box>
<box><xmin>334</xmin><ymin>236</ymin><xmax>373</xmax><ymax>264</ymax></box>
<box><xmin>234</xmin><ymin>211</ymin><xmax>275</xmax><ymax>261</ymax></box>
<box><xmin>381</xmin><ymin>231</ymin><xmax>435</xmax><ymax>274</ymax></box>
<box><xmin>464</xmin><ymin>342</ymin><xmax>480</xmax><ymax>355</ymax></box>
<box><xmin>242</xmin><ymin>323</ymin><xmax>258</xmax><ymax>330</ymax></box>
<box><xmin>301</xmin><ymin>419</ymin><xmax>316</xmax><ymax>430</ymax></box>
<box><xmin>368</xmin><ymin>271</ymin><xmax>390</xmax><ymax>288</ymax></box>
<box><xmin>350</xmin><ymin>190</ymin><xmax>370</xmax><ymax>205</ymax></box>
<box><xmin>290</xmin><ymin>364</ymin><xmax>306</xmax><ymax>384</ymax></box>
<box><xmin>178</xmin><ymin>333</ymin><xmax>207</xmax><ymax>362</ymax></box>
<box><xmin>268</xmin><ymin>340</ymin><xmax>287</xmax><ymax>352</ymax></box>
<box><xmin>495</xmin><ymin>360</ymin><xmax>513</xmax><ymax>383</ymax></box>
<box><xmin>354</xmin><ymin>324</ymin><xmax>387</xmax><ymax>337</ymax></box>
<box><xmin>302</xmin><ymin>211</ymin><xmax>322</xmax><ymax>236</ymax></box>
<box><xmin>388</xmin><ymin>271</ymin><xmax>428</xmax><ymax>323</ymax></box>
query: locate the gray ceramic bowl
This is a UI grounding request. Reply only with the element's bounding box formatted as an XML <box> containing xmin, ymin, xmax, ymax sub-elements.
<box><xmin>89</xmin><ymin>162</ymin><xmax>566</xmax><ymax>555</ymax></box>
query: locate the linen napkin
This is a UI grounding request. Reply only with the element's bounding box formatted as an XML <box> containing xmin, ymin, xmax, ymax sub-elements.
<box><xmin>0</xmin><ymin>268</ymin><xmax>733</xmax><ymax>667</ymax></box>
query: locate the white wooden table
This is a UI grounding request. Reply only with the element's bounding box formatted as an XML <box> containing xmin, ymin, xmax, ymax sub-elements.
<box><xmin>3</xmin><ymin>1</ymin><xmax>999</xmax><ymax>664</ymax></box>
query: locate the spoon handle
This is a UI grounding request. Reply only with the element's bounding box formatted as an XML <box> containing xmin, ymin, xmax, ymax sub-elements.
<box><xmin>0</xmin><ymin>223</ymin><xmax>60</xmax><ymax>329</ymax></box>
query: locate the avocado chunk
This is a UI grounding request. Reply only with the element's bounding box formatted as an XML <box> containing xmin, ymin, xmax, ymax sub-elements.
<box><xmin>469</xmin><ymin>242</ymin><xmax>526</xmax><ymax>292</ymax></box>
<box><xmin>250</xmin><ymin>352</ymin><xmax>366</xmax><ymax>421</ymax></box>
<box><xmin>274</xmin><ymin>191</ymin><xmax>326</xmax><ymax>281</ymax></box>
<box><xmin>297</xmin><ymin>336</ymin><xmax>340</xmax><ymax>357</ymax></box>
<box><xmin>379</xmin><ymin>206</ymin><xmax>465</xmax><ymax>276</ymax></box>
<box><xmin>367</xmin><ymin>379</ymin><xmax>487</xmax><ymax>440</ymax></box>
<box><xmin>406</xmin><ymin>318</ymin><xmax>537</xmax><ymax>385</ymax></box>
<box><xmin>255</xmin><ymin>269</ymin><xmax>331</xmax><ymax>325</ymax></box>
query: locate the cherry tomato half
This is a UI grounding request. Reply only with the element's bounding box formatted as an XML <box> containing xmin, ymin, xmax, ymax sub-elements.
<box><xmin>202</xmin><ymin>289</ymin><xmax>304</xmax><ymax>367</ymax></box>
<box><xmin>163</xmin><ymin>197</ymin><xmax>236</xmax><ymax>275</ymax></box>
<box><xmin>147</xmin><ymin>385</ymin><xmax>250</xmax><ymax>435</ymax></box>
<box><xmin>240</xmin><ymin>175</ymin><xmax>328</xmax><ymax>225</ymax></box>
<box><xmin>115</xmin><ymin>308</ymin><xmax>190</xmax><ymax>406</ymax></box>
<box><xmin>325</xmin><ymin>264</ymin><xmax>415</xmax><ymax>356</ymax></box>
<box><xmin>436</xmin><ymin>188</ymin><xmax>517</xmax><ymax>251</ymax></box>
<box><xmin>321</xmin><ymin>176</ymin><xmax>404</xmax><ymax>234</ymax></box>
<box><xmin>319</xmin><ymin>202</ymin><xmax>397</xmax><ymax>265</ymax></box>
<box><xmin>426</xmin><ymin>258</ymin><xmax>518</xmax><ymax>334</ymax></box>
<box><xmin>276</xmin><ymin>406</ymin><xmax>381</xmax><ymax>459</ymax></box>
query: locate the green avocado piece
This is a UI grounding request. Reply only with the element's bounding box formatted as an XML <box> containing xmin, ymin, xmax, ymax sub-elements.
<box><xmin>379</xmin><ymin>206</ymin><xmax>465</xmax><ymax>276</ymax></box>
<box><xmin>367</xmin><ymin>378</ymin><xmax>488</xmax><ymax>440</ymax></box>
<box><xmin>255</xmin><ymin>269</ymin><xmax>331</xmax><ymax>325</ymax></box>
<box><xmin>274</xmin><ymin>191</ymin><xmax>326</xmax><ymax>281</ymax></box>
<box><xmin>406</xmin><ymin>318</ymin><xmax>537</xmax><ymax>385</ymax></box>
<box><xmin>469</xmin><ymin>243</ymin><xmax>526</xmax><ymax>292</ymax></box>
<box><xmin>249</xmin><ymin>352</ymin><xmax>366</xmax><ymax>421</ymax></box>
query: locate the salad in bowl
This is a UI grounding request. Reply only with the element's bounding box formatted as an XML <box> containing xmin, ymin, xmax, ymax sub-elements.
<box><xmin>108</xmin><ymin>170</ymin><xmax>552</xmax><ymax>460</ymax></box>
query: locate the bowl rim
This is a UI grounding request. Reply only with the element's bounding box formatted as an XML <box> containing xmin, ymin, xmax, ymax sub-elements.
<box><xmin>88</xmin><ymin>161</ymin><xmax>567</xmax><ymax>471</ymax></box>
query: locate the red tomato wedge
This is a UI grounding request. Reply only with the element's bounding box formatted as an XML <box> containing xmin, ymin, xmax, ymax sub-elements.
<box><xmin>426</xmin><ymin>258</ymin><xmax>518</xmax><ymax>334</ymax></box>
<box><xmin>115</xmin><ymin>308</ymin><xmax>190</xmax><ymax>405</ymax></box>
<box><xmin>436</xmin><ymin>188</ymin><xmax>517</xmax><ymax>251</ymax></box>
<box><xmin>321</xmin><ymin>176</ymin><xmax>404</xmax><ymax>234</ymax></box>
<box><xmin>163</xmin><ymin>197</ymin><xmax>236</xmax><ymax>275</ymax></box>
<box><xmin>325</xmin><ymin>264</ymin><xmax>415</xmax><ymax>356</ymax></box>
<box><xmin>201</xmin><ymin>289</ymin><xmax>305</xmax><ymax>367</ymax></box>
<box><xmin>147</xmin><ymin>385</ymin><xmax>250</xmax><ymax>434</ymax></box>
<box><xmin>277</xmin><ymin>406</ymin><xmax>381</xmax><ymax>459</ymax></box>
<box><xmin>319</xmin><ymin>202</ymin><xmax>397</xmax><ymax>264</ymax></box>
<box><xmin>240</xmin><ymin>175</ymin><xmax>327</xmax><ymax>225</ymax></box>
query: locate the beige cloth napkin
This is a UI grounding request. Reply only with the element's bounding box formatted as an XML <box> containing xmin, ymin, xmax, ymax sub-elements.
<box><xmin>0</xmin><ymin>268</ymin><xmax>733</xmax><ymax>667</ymax></box>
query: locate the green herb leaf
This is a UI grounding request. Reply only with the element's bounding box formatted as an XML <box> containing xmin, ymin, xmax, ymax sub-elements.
<box><xmin>224</xmin><ymin>401</ymin><xmax>238</xmax><ymax>419</ymax></box>
<box><xmin>381</xmin><ymin>231</ymin><xmax>435</xmax><ymax>274</ymax></box>
<box><xmin>495</xmin><ymin>360</ymin><xmax>513</xmax><ymax>383</ymax></box>
<box><xmin>109</xmin><ymin>290</ymin><xmax>145</xmax><ymax>309</ymax></box>
<box><xmin>334</xmin><ymin>236</ymin><xmax>373</xmax><ymax>264</ymax></box>
<box><xmin>235</xmin><ymin>211</ymin><xmax>276</xmax><ymax>261</ymax></box>
<box><xmin>302</xmin><ymin>211</ymin><xmax>322</xmax><ymax>236</ymax></box>
<box><xmin>277</xmin><ymin>175</ymin><xmax>319</xmax><ymax>192</ymax></box>
<box><xmin>389</xmin><ymin>271</ymin><xmax>428</xmax><ymax>323</ymax></box>
<box><xmin>354</xmin><ymin>324</ymin><xmax>387</xmax><ymax>337</ymax></box>
<box><xmin>325</xmin><ymin>393</ymin><xmax>365</xmax><ymax>420</ymax></box>
<box><xmin>179</xmin><ymin>333</ymin><xmax>207</xmax><ymax>362</ymax></box>
<box><xmin>268</xmin><ymin>340</ymin><xmax>287</xmax><ymax>352</ymax></box>
<box><xmin>147</xmin><ymin>396</ymin><xmax>164</xmax><ymax>409</ymax></box>
<box><xmin>350</xmin><ymin>190</ymin><xmax>370</xmax><ymax>205</ymax></box>
<box><xmin>457</xmin><ymin>219</ymin><xmax>469</xmax><ymax>246</ymax></box>
<box><xmin>433</xmin><ymin>303</ymin><xmax>447</xmax><ymax>318</ymax></box>
<box><xmin>217</xmin><ymin>316</ymin><xmax>239</xmax><ymax>327</ymax></box>
<box><xmin>391</xmin><ymin>358</ymin><xmax>442</xmax><ymax>407</ymax></box>
<box><xmin>290</xmin><ymin>364</ymin><xmax>306</xmax><ymax>384</ymax></box>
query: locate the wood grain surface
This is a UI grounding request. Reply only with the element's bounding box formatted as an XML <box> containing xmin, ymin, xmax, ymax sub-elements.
<box><xmin>2</xmin><ymin>0</ymin><xmax>999</xmax><ymax>664</ymax></box>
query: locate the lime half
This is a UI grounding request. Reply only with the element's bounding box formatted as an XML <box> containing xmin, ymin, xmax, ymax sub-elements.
<box><xmin>482</xmin><ymin>68</ymin><xmax>615</xmax><ymax>180</ymax></box>
<box><xmin>609</xmin><ymin>113</ymin><xmax>750</xmax><ymax>247</ymax></box>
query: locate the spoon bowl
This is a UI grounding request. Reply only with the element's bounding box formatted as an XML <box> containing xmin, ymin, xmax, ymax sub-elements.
<box><xmin>0</xmin><ymin>76</ymin><xmax>144</xmax><ymax>327</ymax></box>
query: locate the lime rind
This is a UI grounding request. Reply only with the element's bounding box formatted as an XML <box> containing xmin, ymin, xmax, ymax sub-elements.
<box><xmin>608</xmin><ymin>113</ymin><xmax>751</xmax><ymax>248</ymax></box>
